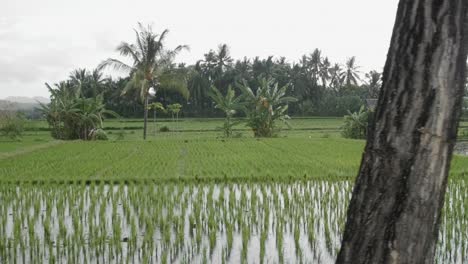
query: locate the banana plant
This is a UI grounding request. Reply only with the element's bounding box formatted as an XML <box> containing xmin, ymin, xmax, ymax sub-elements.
<box><xmin>208</xmin><ymin>85</ymin><xmax>244</xmax><ymax>137</ymax></box>
<box><xmin>238</xmin><ymin>78</ymin><xmax>297</xmax><ymax>137</ymax></box>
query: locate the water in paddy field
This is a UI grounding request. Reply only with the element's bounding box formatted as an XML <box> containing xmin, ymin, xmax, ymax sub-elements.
<box><xmin>0</xmin><ymin>181</ymin><xmax>466</xmax><ymax>264</ymax></box>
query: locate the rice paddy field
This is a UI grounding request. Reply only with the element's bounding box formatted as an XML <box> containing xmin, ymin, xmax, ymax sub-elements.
<box><xmin>0</xmin><ymin>117</ymin><xmax>467</xmax><ymax>263</ymax></box>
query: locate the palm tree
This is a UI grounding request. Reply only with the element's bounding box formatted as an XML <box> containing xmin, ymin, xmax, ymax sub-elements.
<box><xmin>98</xmin><ymin>23</ymin><xmax>189</xmax><ymax>139</ymax></box>
<box><xmin>342</xmin><ymin>56</ymin><xmax>361</xmax><ymax>86</ymax></box>
<box><xmin>208</xmin><ymin>85</ymin><xmax>243</xmax><ymax>137</ymax></box>
<box><xmin>319</xmin><ymin>57</ymin><xmax>331</xmax><ymax>87</ymax></box>
<box><xmin>328</xmin><ymin>63</ymin><xmax>344</xmax><ymax>94</ymax></box>
<box><xmin>214</xmin><ymin>44</ymin><xmax>233</xmax><ymax>74</ymax></box>
<box><xmin>364</xmin><ymin>70</ymin><xmax>382</xmax><ymax>98</ymax></box>
<box><xmin>307</xmin><ymin>49</ymin><xmax>322</xmax><ymax>83</ymax></box>
<box><xmin>70</xmin><ymin>68</ymin><xmax>107</xmax><ymax>97</ymax></box>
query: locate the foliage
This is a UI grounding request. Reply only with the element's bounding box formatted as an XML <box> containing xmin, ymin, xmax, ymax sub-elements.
<box><xmin>38</xmin><ymin>83</ymin><xmax>118</xmax><ymax>140</ymax></box>
<box><xmin>313</xmin><ymin>94</ymin><xmax>363</xmax><ymax>116</ymax></box>
<box><xmin>180</xmin><ymin>46</ymin><xmax>374</xmax><ymax>117</ymax></box>
<box><xmin>159</xmin><ymin>125</ymin><xmax>170</xmax><ymax>132</ymax></box>
<box><xmin>44</xmin><ymin>45</ymin><xmax>384</xmax><ymax>118</ymax></box>
<box><xmin>341</xmin><ymin>106</ymin><xmax>369</xmax><ymax>139</ymax></box>
<box><xmin>89</xmin><ymin>128</ymin><xmax>108</xmax><ymax>140</ymax></box>
<box><xmin>342</xmin><ymin>57</ymin><xmax>361</xmax><ymax>87</ymax></box>
<box><xmin>239</xmin><ymin>78</ymin><xmax>298</xmax><ymax>137</ymax></box>
<box><xmin>147</xmin><ymin>102</ymin><xmax>166</xmax><ymax>113</ymax></box>
<box><xmin>98</xmin><ymin>23</ymin><xmax>189</xmax><ymax>139</ymax></box>
<box><xmin>167</xmin><ymin>103</ymin><xmax>182</xmax><ymax>116</ymax></box>
<box><xmin>363</xmin><ymin>71</ymin><xmax>382</xmax><ymax>99</ymax></box>
<box><xmin>208</xmin><ymin>85</ymin><xmax>243</xmax><ymax>137</ymax></box>
<box><xmin>0</xmin><ymin>110</ymin><xmax>25</xmax><ymax>140</ymax></box>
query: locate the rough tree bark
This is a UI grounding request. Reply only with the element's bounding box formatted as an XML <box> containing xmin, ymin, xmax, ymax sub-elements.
<box><xmin>337</xmin><ymin>1</ymin><xmax>468</xmax><ymax>263</ymax></box>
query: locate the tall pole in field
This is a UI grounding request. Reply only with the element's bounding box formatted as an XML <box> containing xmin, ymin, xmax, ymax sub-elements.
<box><xmin>143</xmin><ymin>94</ymin><xmax>148</xmax><ymax>140</ymax></box>
<box><xmin>337</xmin><ymin>0</ymin><xmax>468</xmax><ymax>263</ymax></box>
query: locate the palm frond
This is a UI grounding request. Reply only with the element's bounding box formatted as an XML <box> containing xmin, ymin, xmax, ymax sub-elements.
<box><xmin>116</xmin><ymin>42</ymin><xmax>141</xmax><ymax>64</ymax></box>
<box><xmin>97</xmin><ymin>58</ymin><xmax>133</xmax><ymax>73</ymax></box>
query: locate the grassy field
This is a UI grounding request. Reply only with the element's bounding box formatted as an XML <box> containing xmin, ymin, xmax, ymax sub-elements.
<box><xmin>1</xmin><ymin>117</ymin><xmax>467</xmax><ymax>183</ymax></box>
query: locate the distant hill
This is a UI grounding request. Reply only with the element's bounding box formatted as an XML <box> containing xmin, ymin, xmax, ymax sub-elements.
<box><xmin>4</xmin><ymin>96</ymin><xmax>50</xmax><ymax>104</ymax></box>
<box><xmin>0</xmin><ymin>96</ymin><xmax>49</xmax><ymax>111</ymax></box>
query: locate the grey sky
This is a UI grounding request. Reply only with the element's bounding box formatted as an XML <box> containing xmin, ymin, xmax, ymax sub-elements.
<box><xmin>0</xmin><ymin>0</ymin><xmax>399</xmax><ymax>98</ymax></box>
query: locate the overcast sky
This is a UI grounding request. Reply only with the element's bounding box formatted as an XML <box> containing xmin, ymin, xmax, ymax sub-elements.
<box><xmin>0</xmin><ymin>0</ymin><xmax>399</xmax><ymax>98</ymax></box>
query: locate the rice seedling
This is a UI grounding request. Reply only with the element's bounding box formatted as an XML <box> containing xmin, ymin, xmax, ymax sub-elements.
<box><xmin>0</xmin><ymin>177</ymin><xmax>465</xmax><ymax>263</ymax></box>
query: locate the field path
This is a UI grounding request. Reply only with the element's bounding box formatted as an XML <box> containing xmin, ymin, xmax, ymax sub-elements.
<box><xmin>0</xmin><ymin>140</ymin><xmax>64</xmax><ymax>160</ymax></box>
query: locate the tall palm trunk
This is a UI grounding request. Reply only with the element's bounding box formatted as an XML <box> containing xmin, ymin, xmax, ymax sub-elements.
<box><xmin>337</xmin><ymin>1</ymin><xmax>468</xmax><ymax>263</ymax></box>
<box><xmin>143</xmin><ymin>95</ymin><xmax>149</xmax><ymax>140</ymax></box>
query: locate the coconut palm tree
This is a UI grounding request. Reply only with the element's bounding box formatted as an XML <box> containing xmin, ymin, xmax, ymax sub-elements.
<box><xmin>70</xmin><ymin>68</ymin><xmax>107</xmax><ymax>97</ymax></box>
<box><xmin>309</xmin><ymin>49</ymin><xmax>322</xmax><ymax>74</ymax></box>
<box><xmin>342</xmin><ymin>56</ymin><xmax>361</xmax><ymax>86</ymax></box>
<box><xmin>363</xmin><ymin>70</ymin><xmax>382</xmax><ymax>98</ymax></box>
<box><xmin>98</xmin><ymin>23</ymin><xmax>189</xmax><ymax>139</ymax></box>
<box><xmin>320</xmin><ymin>57</ymin><xmax>331</xmax><ymax>87</ymax></box>
<box><xmin>214</xmin><ymin>44</ymin><xmax>233</xmax><ymax>74</ymax></box>
<box><xmin>328</xmin><ymin>63</ymin><xmax>344</xmax><ymax>94</ymax></box>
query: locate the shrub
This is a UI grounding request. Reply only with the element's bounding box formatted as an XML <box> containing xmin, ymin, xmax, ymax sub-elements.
<box><xmin>239</xmin><ymin>78</ymin><xmax>297</xmax><ymax>137</ymax></box>
<box><xmin>341</xmin><ymin>106</ymin><xmax>369</xmax><ymax>139</ymax></box>
<box><xmin>159</xmin><ymin>126</ymin><xmax>170</xmax><ymax>132</ymax></box>
<box><xmin>38</xmin><ymin>85</ymin><xmax>118</xmax><ymax>140</ymax></box>
<box><xmin>208</xmin><ymin>85</ymin><xmax>243</xmax><ymax>138</ymax></box>
<box><xmin>0</xmin><ymin>110</ymin><xmax>25</xmax><ymax>140</ymax></box>
<box><xmin>89</xmin><ymin>129</ymin><xmax>108</xmax><ymax>140</ymax></box>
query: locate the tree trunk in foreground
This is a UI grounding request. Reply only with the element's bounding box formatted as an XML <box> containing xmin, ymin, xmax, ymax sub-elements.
<box><xmin>337</xmin><ymin>1</ymin><xmax>468</xmax><ymax>263</ymax></box>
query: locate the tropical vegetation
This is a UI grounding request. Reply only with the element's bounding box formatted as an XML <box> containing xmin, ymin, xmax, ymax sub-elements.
<box><xmin>239</xmin><ymin>78</ymin><xmax>297</xmax><ymax>137</ymax></box>
<box><xmin>0</xmin><ymin>107</ymin><xmax>24</xmax><ymax>140</ymax></box>
<box><xmin>38</xmin><ymin>81</ymin><xmax>117</xmax><ymax>140</ymax></box>
<box><xmin>208</xmin><ymin>85</ymin><xmax>243</xmax><ymax>137</ymax></box>
<box><xmin>341</xmin><ymin>106</ymin><xmax>370</xmax><ymax>139</ymax></box>
<box><xmin>98</xmin><ymin>23</ymin><xmax>189</xmax><ymax>139</ymax></box>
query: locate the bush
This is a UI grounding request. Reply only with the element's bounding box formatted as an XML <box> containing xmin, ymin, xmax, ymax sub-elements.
<box><xmin>159</xmin><ymin>126</ymin><xmax>170</xmax><ymax>132</ymax></box>
<box><xmin>0</xmin><ymin>111</ymin><xmax>25</xmax><ymax>140</ymax></box>
<box><xmin>240</xmin><ymin>78</ymin><xmax>297</xmax><ymax>137</ymax></box>
<box><xmin>341</xmin><ymin>106</ymin><xmax>369</xmax><ymax>139</ymax></box>
<box><xmin>89</xmin><ymin>129</ymin><xmax>108</xmax><ymax>141</ymax></box>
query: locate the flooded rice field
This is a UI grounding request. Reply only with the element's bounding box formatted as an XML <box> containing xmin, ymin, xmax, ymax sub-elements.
<box><xmin>0</xmin><ymin>180</ymin><xmax>466</xmax><ymax>263</ymax></box>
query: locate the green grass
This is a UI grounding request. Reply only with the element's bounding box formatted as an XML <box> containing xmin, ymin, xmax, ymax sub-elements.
<box><xmin>0</xmin><ymin>132</ymin><xmax>53</xmax><ymax>154</ymax></box>
<box><xmin>1</xmin><ymin>117</ymin><xmax>467</xmax><ymax>183</ymax></box>
<box><xmin>0</xmin><ymin>137</ymin><xmax>363</xmax><ymax>183</ymax></box>
<box><xmin>23</xmin><ymin>117</ymin><xmax>345</xmax><ymax>132</ymax></box>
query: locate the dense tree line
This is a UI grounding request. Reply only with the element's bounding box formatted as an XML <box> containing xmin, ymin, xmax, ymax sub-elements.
<box><xmin>182</xmin><ymin>46</ymin><xmax>382</xmax><ymax>117</ymax></box>
<box><xmin>46</xmin><ymin>45</ymin><xmax>384</xmax><ymax>119</ymax></box>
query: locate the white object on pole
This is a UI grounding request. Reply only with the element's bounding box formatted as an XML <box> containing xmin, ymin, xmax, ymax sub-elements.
<box><xmin>149</xmin><ymin>87</ymin><xmax>156</xmax><ymax>97</ymax></box>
